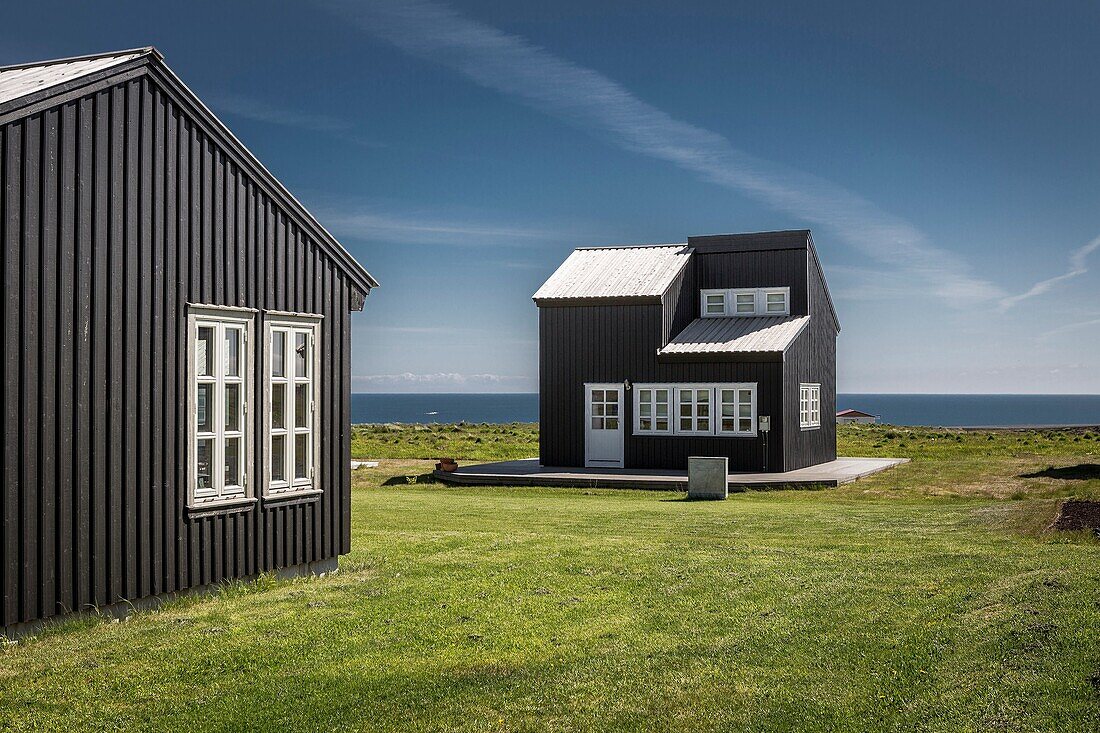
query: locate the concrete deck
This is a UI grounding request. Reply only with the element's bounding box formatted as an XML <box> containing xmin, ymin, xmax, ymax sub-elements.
<box><xmin>432</xmin><ymin>456</ymin><xmax>909</xmax><ymax>491</ymax></box>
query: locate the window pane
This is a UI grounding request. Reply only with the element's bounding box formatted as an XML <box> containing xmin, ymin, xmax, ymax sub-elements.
<box><xmin>722</xmin><ymin>403</ymin><xmax>735</xmax><ymax>417</ymax></box>
<box><xmin>767</xmin><ymin>292</ymin><xmax>785</xmax><ymax>302</ymax></box>
<box><xmin>295</xmin><ymin>384</ymin><xmax>309</xmax><ymax>428</ymax></box>
<box><xmin>593</xmin><ymin>403</ymin><xmax>604</xmax><ymax>417</ymax></box>
<box><xmin>271</xmin><ymin>435</ymin><xmax>286</xmax><ymax>482</ymax></box>
<box><xmin>196</xmin><ymin>383</ymin><xmax>214</xmax><ymax>433</ymax></box>
<box><xmin>295</xmin><ymin>332</ymin><xmax>308</xmax><ymax>378</ymax></box>
<box><xmin>698</xmin><ymin>402</ymin><xmax>709</xmax><ymax>418</ymax></box>
<box><xmin>697</xmin><ymin>389</ymin><xmax>709</xmax><ymax>402</ymax></box>
<box><xmin>196</xmin><ymin>438</ymin><xmax>213</xmax><ymax>491</ymax></box>
<box><xmin>680</xmin><ymin>403</ymin><xmax>692</xmax><ymax>417</ymax></box>
<box><xmin>736</xmin><ymin>294</ymin><xmax>755</xmax><ymax>313</ymax></box>
<box><xmin>680</xmin><ymin>391</ymin><xmax>691</xmax><ymax>403</ymax></box>
<box><xmin>739</xmin><ymin>389</ymin><xmax>752</xmax><ymax>404</ymax></box>
<box><xmin>606</xmin><ymin>418</ymin><xmax>618</xmax><ymax>430</ymax></box>
<box><xmin>656</xmin><ymin>418</ymin><xmax>668</xmax><ymax>431</ymax></box>
<box><xmin>224</xmin><ymin>329</ymin><xmax>240</xmax><ymax>377</ymax></box>
<box><xmin>680</xmin><ymin>418</ymin><xmax>692</xmax><ymax>431</ymax></box>
<box><xmin>722</xmin><ymin>418</ymin><xmax>735</xmax><ymax>431</ymax></box>
<box><xmin>656</xmin><ymin>403</ymin><xmax>668</xmax><ymax>417</ymax></box>
<box><xmin>224</xmin><ymin>437</ymin><xmax>240</xmax><ymax>487</ymax></box>
<box><xmin>591</xmin><ymin>417</ymin><xmax>603</xmax><ymax>430</ymax></box>
<box><xmin>606</xmin><ymin>402</ymin><xmax>618</xmax><ymax>416</ymax></box>
<box><xmin>640</xmin><ymin>418</ymin><xmax>652</xmax><ymax>431</ymax></box>
<box><xmin>656</xmin><ymin>389</ymin><xmax>668</xmax><ymax>402</ymax></box>
<box><xmin>592</xmin><ymin>389</ymin><xmax>604</xmax><ymax>402</ymax></box>
<box><xmin>739</xmin><ymin>404</ymin><xmax>752</xmax><ymax>418</ymax></box>
<box><xmin>639</xmin><ymin>389</ymin><xmax>651</xmax><ymax>402</ymax></box>
<box><xmin>697</xmin><ymin>418</ymin><xmax>709</xmax><ymax>431</ymax></box>
<box><xmin>295</xmin><ymin>434</ymin><xmax>308</xmax><ymax>479</ymax></box>
<box><xmin>225</xmin><ymin>384</ymin><xmax>240</xmax><ymax>432</ymax></box>
<box><xmin>605</xmin><ymin>389</ymin><xmax>618</xmax><ymax>402</ymax></box>
<box><xmin>739</xmin><ymin>418</ymin><xmax>752</xmax><ymax>432</ymax></box>
<box><xmin>196</xmin><ymin>326</ymin><xmax>214</xmax><ymax>376</ymax></box>
<box><xmin>272</xmin><ymin>383</ymin><xmax>286</xmax><ymax>429</ymax></box>
<box><xmin>640</xmin><ymin>403</ymin><xmax>652</xmax><ymax>417</ymax></box>
<box><xmin>272</xmin><ymin>331</ymin><xmax>285</xmax><ymax>377</ymax></box>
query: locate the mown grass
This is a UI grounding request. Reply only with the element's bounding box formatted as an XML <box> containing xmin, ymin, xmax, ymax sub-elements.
<box><xmin>352</xmin><ymin>422</ymin><xmax>539</xmax><ymax>461</ymax></box>
<box><xmin>1</xmin><ymin>425</ymin><xmax>1098</xmax><ymax>732</ymax></box>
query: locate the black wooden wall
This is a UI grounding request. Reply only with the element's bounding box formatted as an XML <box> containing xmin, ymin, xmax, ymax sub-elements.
<box><xmin>1</xmin><ymin>70</ymin><xmax>361</xmax><ymax>630</ymax></box>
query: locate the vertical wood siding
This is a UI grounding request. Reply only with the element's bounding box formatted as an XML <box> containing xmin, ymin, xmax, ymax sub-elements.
<box><xmin>1</xmin><ymin>74</ymin><xmax>357</xmax><ymax>629</ymax></box>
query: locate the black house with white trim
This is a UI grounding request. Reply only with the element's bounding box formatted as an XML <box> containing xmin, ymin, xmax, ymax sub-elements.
<box><xmin>533</xmin><ymin>230</ymin><xmax>839</xmax><ymax>472</ymax></box>
<box><xmin>1</xmin><ymin>49</ymin><xmax>376</xmax><ymax>635</ymax></box>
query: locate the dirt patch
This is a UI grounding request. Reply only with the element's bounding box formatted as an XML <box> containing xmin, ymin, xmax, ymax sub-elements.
<box><xmin>1049</xmin><ymin>500</ymin><xmax>1100</xmax><ymax>533</ymax></box>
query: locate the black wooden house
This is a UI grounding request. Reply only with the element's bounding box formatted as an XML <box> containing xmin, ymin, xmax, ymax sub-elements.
<box><xmin>534</xmin><ymin>230</ymin><xmax>839</xmax><ymax>472</ymax></box>
<box><xmin>1</xmin><ymin>49</ymin><xmax>377</xmax><ymax>635</ymax></box>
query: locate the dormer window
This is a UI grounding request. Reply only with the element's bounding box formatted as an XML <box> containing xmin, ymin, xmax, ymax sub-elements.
<box><xmin>701</xmin><ymin>287</ymin><xmax>791</xmax><ymax>317</ymax></box>
<box><xmin>702</xmin><ymin>290</ymin><xmax>727</xmax><ymax>316</ymax></box>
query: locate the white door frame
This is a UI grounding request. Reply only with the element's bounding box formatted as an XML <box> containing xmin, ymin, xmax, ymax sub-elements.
<box><xmin>584</xmin><ymin>382</ymin><xmax>625</xmax><ymax>468</ymax></box>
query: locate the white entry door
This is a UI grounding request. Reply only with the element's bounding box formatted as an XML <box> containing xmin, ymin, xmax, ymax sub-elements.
<box><xmin>584</xmin><ymin>383</ymin><xmax>624</xmax><ymax>468</ymax></box>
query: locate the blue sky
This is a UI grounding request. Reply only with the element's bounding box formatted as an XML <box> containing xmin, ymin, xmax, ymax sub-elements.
<box><xmin>5</xmin><ymin>0</ymin><xmax>1099</xmax><ymax>393</ymax></box>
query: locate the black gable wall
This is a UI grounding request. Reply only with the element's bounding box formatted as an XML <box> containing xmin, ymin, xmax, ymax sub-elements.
<box><xmin>2</xmin><ymin>71</ymin><xmax>360</xmax><ymax>631</ymax></box>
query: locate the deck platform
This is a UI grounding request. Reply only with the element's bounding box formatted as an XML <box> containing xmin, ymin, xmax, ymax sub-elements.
<box><xmin>432</xmin><ymin>456</ymin><xmax>909</xmax><ymax>491</ymax></box>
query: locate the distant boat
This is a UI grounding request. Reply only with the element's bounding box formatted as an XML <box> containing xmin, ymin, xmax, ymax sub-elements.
<box><xmin>425</xmin><ymin>411</ymin><xmax>439</xmax><ymax>415</ymax></box>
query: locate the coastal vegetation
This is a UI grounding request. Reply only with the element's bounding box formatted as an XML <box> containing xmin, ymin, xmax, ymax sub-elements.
<box><xmin>1</xmin><ymin>424</ymin><xmax>1097</xmax><ymax>731</ymax></box>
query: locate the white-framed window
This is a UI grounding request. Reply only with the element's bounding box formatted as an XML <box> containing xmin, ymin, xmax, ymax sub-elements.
<box><xmin>265</xmin><ymin>313</ymin><xmax>322</xmax><ymax>497</ymax></box>
<box><xmin>676</xmin><ymin>386</ymin><xmax>713</xmax><ymax>435</ymax></box>
<box><xmin>633</xmin><ymin>383</ymin><xmax>757</xmax><ymax>437</ymax></box>
<box><xmin>634</xmin><ymin>386</ymin><xmax>672</xmax><ymax>434</ymax></box>
<box><xmin>800</xmin><ymin>383</ymin><xmax>821</xmax><ymax>430</ymax></box>
<box><xmin>718</xmin><ymin>386</ymin><xmax>756</xmax><ymax>435</ymax></box>
<box><xmin>762</xmin><ymin>288</ymin><xmax>789</xmax><ymax>315</ymax></box>
<box><xmin>187</xmin><ymin>305</ymin><xmax>256</xmax><ymax>508</ymax></box>
<box><xmin>700</xmin><ymin>287</ymin><xmax>791</xmax><ymax>317</ymax></box>
<box><xmin>700</xmin><ymin>289</ymin><xmax>728</xmax><ymax>317</ymax></box>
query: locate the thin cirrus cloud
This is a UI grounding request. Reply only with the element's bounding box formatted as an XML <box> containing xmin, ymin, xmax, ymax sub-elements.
<box><xmin>207</xmin><ymin>91</ymin><xmax>386</xmax><ymax>148</ymax></box>
<box><xmin>998</xmin><ymin>233</ymin><xmax>1100</xmax><ymax>311</ymax></box>
<box><xmin>352</xmin><ymin>372</ymin><xmax>529</xmax><ymax>390</ymax></box>
<box><xmin>326</xmin><ymin>0</ymin><xmax>1006</xmax><ymax>304</ymax></box>
<box><xmin>317</xmin><ymin>207</ymin><xmax>568</xmax><ymax>247</ymax></box>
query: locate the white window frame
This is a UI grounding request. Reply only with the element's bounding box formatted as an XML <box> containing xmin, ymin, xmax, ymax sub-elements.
<box><xmin>675</xmin><ymin>385</ymin><xmax>715</xmax><ymax>436</ymax></box>
<box><xmin>800</xmin><ymin>383</ymin><xmax>821</xmax><ymax>430</ymax></box>
<box><xmin>633</xmin><ymin>383</ymin><xmax>757</xmax><ymax>437</ymax></box>
<box><xmin>634</xmin><ymin>385</ymin><xmax>673</xmax><ymax>435</ymax></box>
<box><xmin>264</xmin><ymin>312</ymin><xmax>323</xmax><ymax>498</ymax></box>
<box><xmin>187</xmin><ymin>305</ymin><xmax>257</xmax><ymax>509</ymax></box>
<box><xmin>700</xmin><ymin>289</ymin><xmax>729</xmax><ymax>317</ymax></box>
<box><xmin>717</xmin><ymin>385</ymin><xmax>758</xmax><ymax>436</ymax></box>
<box><xmin>700</xmin><ymin>287</ymin><xmax>791</xmax><ymax>318</ymax></box>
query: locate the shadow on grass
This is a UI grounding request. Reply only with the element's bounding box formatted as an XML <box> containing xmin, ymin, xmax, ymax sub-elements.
<box><xmin>1020</xmin><ymin>464</ymin><xmax>1100</xmax><ymax>481</ymax></box>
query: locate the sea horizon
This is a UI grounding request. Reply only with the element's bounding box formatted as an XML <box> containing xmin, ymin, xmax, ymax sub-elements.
<box><xmin>351</xmin><ymin>392</ymin><xmax>1100</xmax><ymax>428</ymax></box>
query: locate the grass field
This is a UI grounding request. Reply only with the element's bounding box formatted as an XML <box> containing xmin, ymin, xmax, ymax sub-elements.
<box><xmin>1</xmin><ymin>425</ymin><xmax>1098</xmax><ymax>731</ymax></box>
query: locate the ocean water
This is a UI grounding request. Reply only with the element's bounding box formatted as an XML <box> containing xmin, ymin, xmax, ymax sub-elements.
<box><xmin>352</xmin><ymin>393</ymin><xmax>1100</xmax><ymax>428</ymax></box>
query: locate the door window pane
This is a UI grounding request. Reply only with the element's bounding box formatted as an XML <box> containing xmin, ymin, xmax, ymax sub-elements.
<box><xmin>196</xmin><ymin>383</ymin><xmax>214</xmax><ymax>433</ymax></box>
<box><xmin>224</xmin><ymin>383</ymin><xmax>240</xmax><ymax>432</ymax></box>
<box><xmin>224</xmin><ymin>329</ymin><xmax>240</xmax><ymax>377</ymax></box>
<box><xmin>224</xmin><ymin>438</ymin><xmax>240</xmax><ymax>487</ymax></box>
<box><xmin>295</xmin><ymin>332</ymin><xmax>308</xmax><ymax>378</ymax></box>
<box><xmin>295</xmin><ymin>434</ymin><xmax>308</xmax><ymax>479</ymax></box>
<box><xmin>271</xmin><ymin>435</ymin><xmax>286</xmax><ymax>482</ymax></box>
<box><xmin>272</xmin><ymin>331</ymin><xmax>285</xmax><ymax>377</ymax></box>
<box><xmin>196</xmin><ymin>326</ymin><xmax>214</xmax><ymax>376</ymax></box>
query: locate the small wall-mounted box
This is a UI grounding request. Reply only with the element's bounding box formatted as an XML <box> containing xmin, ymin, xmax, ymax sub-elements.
<box><xmin>687</xmin><ymin>456</ymin><xmax>729</xmax><ymax>500</ymax></box>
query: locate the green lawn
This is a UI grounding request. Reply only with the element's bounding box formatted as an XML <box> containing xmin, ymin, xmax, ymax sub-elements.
<box><xmin>1</xmin><ymin>425</ymin><xmax>1098</xmax><ymax>731</ymax></box>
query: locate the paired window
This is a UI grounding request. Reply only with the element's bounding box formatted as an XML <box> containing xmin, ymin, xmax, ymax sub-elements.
<box><xmin>188</xmin><ymin>307</ymin><xmax>255</xmax><ymax>507</ymax></box>
<box><xmin>266</xmin><ymin>316</ymin><xmax>321</xmax><ymax>496</ymax></box>
<box><xmin>634</xmin><ymin>383</ymin><xmax>756</xmax><ymax>437</ymax></box>
<box><xmin>800</xmin><ymin>383</ymin><xmax>821</xmax><ymax>429</ymax></box>
<box><xmin>700</xmin><ymin>287</ymin><xmax>790</xmax><ymax>318</ymax></box>
<box><xmin>187</xmin><ymin>306</ymin><xmax>322</xmax><ymax>510</ymax></box>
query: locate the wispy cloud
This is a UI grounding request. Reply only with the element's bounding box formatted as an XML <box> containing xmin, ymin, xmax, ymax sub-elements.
<box><xmin>1039</xmin><ymin>316</ymin><xmax>1100</xmax><ymax>341</ymax></box>
<box><xmin>999</xmin><ymin>233</ymin><xmax>1100</xmax><ymax>311</ymax></box>
<box><xmin>318</xmin><ymin>206</ymin><xmax>567</xmax><ymax>247</ymax></box>
<box><xmin>328</xmin><ymin>0</ymin><xmax>1004</xmax><ymax>303</ymax></box>
<box><xmin>207</xmin><ymin>92</ymin><xmax>385</xmax><ymax>148</ymax></box>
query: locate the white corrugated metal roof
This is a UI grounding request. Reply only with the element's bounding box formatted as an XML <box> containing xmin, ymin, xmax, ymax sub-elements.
<box><xmin>0</xmin><ymin>50</ymin><xmax>149</xmax><ymax>106</ymax></box>
<box><xmin>533</xmin><ymin>244</ymin><xmax>692</xmax><ymax>301</ymax></box>
<box><xmin>659</xmin><ymin>315</ymin><xmax>810</xmax><ymax>355</ymax></box>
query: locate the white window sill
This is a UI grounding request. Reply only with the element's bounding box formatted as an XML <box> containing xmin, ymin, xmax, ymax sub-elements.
<box><xmin>186</xmin><ymin>496</ymin><xmax>258</xmax><ymax>519</ymax></box>
<box><xmin>801</xmin><ymin>424</ymin><xmax>821</xmax><ymax>431</ymax></box>
<box><xmin>262</xmin><ymin>488</ymin><xmax>323</xmax><ymax>508</ymax></box>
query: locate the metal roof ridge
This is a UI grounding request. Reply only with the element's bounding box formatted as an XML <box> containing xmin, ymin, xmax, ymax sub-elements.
<box><xmin>0</xmin><ymin>47</ymin><xmax>157</xmax><ymax>73</ymax></box>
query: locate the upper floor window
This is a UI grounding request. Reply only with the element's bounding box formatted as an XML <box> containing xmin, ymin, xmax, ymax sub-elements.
<box><xmin>800</xmin><ymin>383</ymin><xmax>821</xmax><ymax>429</ymax></box>
<box><xmin>265</xmin><ymin>313</ymin><xmax>323</xmax><ymax>497</ymax></box>
<box><xmin>701</xmin><ymin>287</ymin><xmax>790</xmax><ymax>318</ymax></box>
<box><xmin>188</xmin><ymin>305</ymin><xmax>256</xmax><ymax>508</ymax></box>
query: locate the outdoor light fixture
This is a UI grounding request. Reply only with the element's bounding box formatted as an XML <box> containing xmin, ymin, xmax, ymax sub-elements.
<box><xmin>623</xmin><ymin>378</ymin><xmax>632</xmax><ymax>391</ymax></box>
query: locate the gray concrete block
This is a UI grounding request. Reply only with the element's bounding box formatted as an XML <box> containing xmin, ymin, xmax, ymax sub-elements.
<box><xmin>688</xmin><ymin>456</ymin><xmax>728</xmax><ymax>500</ymax></box>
